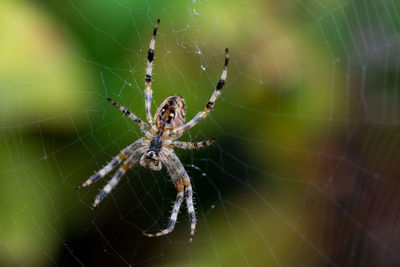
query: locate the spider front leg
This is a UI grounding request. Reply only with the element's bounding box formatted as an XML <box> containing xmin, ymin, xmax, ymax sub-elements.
<box><xmin>144</xmin><ymin>19</ymin><xmax>160</xmax><ymax>125</ymax></box>
<box><xmin>143</xmin><ymin>155</ymin><xmax>185</xmax><ymax>238</ymax></box>
<box><xmin>76</xmin><ymin>140</ymin><xmax>141</xmax><ymax>190</ymax></box>
<box><xmin>171</xmin><ymin>139</ymin><xmax>216</xmax><ymax>149</ymax></box>
<box><xmin>143</xmin><ymin>187</ymin><xmax>184</xmax><ymax>238</ymax></box>
<box><xmin>171</xmin><ymin>48</ymin><xmax>229</xmax><ymax>137</ymax></box>
<box><xmin>91</xmin><ymin>147</ymin><xmax>144</xmax><ymax>209</ymax></box>
<box><xmin>184</xmin><ymin>181</ymin><xmax>196</xmax><ymax>244</ymax></box>
<box><xmin>144</xmin><ymin>152</ymin><xmax>197</xmax><ymax>244</ymax></box>
<box><xmin>144</xmin><ymin>180</ymin><xmax>197</xmax><ymax>244</ymax></box>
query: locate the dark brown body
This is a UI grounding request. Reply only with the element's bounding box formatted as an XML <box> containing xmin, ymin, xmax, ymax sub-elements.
<box><xmin>141</xmin><ymin>95</ymin><xmax>186</xmax><ymax>170</ymax></box>
<box><xmin>154</xmin><ymin>95</ymin><xmax>186</xmax><ymax>133</ymax></box>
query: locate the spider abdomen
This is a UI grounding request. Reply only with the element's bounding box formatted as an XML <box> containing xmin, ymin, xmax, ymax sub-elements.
<box><xmin>154</xmin><ymin>95</ymin><xmax>185</xmax><ymax>131</ymax></box>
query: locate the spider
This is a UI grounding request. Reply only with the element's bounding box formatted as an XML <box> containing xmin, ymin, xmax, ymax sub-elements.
<box><xmin>77</xmin><ymin>19</ymin><xmax>229</xmax><ymax>244</ymax></box>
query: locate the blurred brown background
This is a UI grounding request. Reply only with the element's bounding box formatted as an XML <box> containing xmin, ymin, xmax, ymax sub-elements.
<box><xmin>0</xmin><ymin>0</ymin><xmax>400</xmax><ymax>266</ymax></box>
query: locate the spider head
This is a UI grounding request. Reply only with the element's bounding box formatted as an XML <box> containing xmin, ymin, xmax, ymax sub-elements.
<box><xmin>154</xmin><ymin>95</ymin><xmax>185</xmax><ymax>132</ymax></box>
<box><xmin>140</xmin><ymin>151</ymin><xmax>162</xmax><ymax>171</ymax></box>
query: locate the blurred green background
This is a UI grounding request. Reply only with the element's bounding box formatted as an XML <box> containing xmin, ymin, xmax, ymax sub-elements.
<box><xmin>1</xmin><ymin>0</ymin><xmax>400</xmax><ymax>266</ymax></box>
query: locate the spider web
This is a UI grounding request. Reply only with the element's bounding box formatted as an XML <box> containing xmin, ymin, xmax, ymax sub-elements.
<box><xmin>1</xmin><ymin>0</ymin><xmax>400</xmax><ymax>266</ymax></box>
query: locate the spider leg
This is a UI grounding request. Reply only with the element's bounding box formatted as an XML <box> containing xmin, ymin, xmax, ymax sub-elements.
<box><xmin>143</xmin><ymin>188</ymin><xmax>184</xmax><ymax>238</ymax></box>
<box><xmin>172</xmin><ymin>48</ymin><xmax>229</xmax><ymax>136</ymax></box>
<box><xmin>144</xmin><ymin>152</ymin><xmax>197</xmax><ymax>243</ymax></box>
<box><xmin>184</xmin><ymin>182</ymin><xmax>196</xmax><ymax>244</ymax></box>
<box><xmin>76</xmin><ymin>141</ymin><xmax>141</xmax><ymax>190</ymax></box>
<box><xmin>143</xmin><ymin>153</ymin><xmax>185</xmax><ymax>238</ymax></box>
<box><xmin>171</xmin><ymin>139</ymin><xmax>215</xmax><ymax>149</ymax></box>
<box><xmin>107</xmin><ymin>97</ymin><xmax>149</xmax><ymax>133</ymax></box>
<box><xmin>91</xmin><ymin>147</ymin><xmax>144</xmax><ymax>209</ymax></box>
<box><xmin>145</xmin><ymin>19</ymin><xmax>160</xmax><ymax>125</ymax></box>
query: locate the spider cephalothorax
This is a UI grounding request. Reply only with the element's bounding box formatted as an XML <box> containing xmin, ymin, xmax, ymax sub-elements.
<box><xmin>77</xmin><ymin>19</ymin><xmax>229</xmax><ymax>244</ymax></box>
<box><xmin>140</xmin><ymin>95</ymin><xmax>186</xmax><ymax>170</ymax></box>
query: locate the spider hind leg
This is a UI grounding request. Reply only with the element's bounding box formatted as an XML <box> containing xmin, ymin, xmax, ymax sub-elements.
<box><xmin>171</xmin><ymin>48</ymin><xmax>229</xmax><ymax>136</ymax></box>
<box><xmin>144</xmin><ymin>19</ymin><xmax>160</xmax><ymax>125</ymax></box>
<box><xmin>106</xmin><ymin>97</ymin><xmax>148</xmax><ymax>133</ymax></box>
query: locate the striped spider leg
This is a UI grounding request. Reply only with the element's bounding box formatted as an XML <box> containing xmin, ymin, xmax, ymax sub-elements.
<box><xmin>151</xmin><ymin>49</ymin><xmax>229</xmax><ymax>242</ymax></box>
<box><xmin>144</xmin><ymin>18</ymin><xmax>160</xmax><ymax>126</ymax></box>
<box><xmin>171</xmin><ymin>48</ymin><xmax>229</xmax><ymax>137</ymax></box>
<box><xmin>143</xmin><ymin>151</ymin><xmax>197</xmax><ymax>244</ymax></box>
<box><xmin>77</xmin><ymin>140</ymin><xmax>142</xmax><ymax>190</ymax></box>
<box><xmin>91</xmin><ymin>145</ymin><xmax>146</xmax><ymax>209</ymax></box>
<box><xmin>77</xmin><ymin>19</ymin><xmax>229</xmax><ymax>244</ymax></box>
<box><xmin>77</xmin><ymin>139</ymin><xmax>144</xmax><ymax>208</ymax></box>
<box><xmin>171</xmin><ymin>139</ymin><xmax>216</xmax><ymax>149</ymax></box>
<box><xmin>106</xmin><ymin>97</ymin><xmax>149</xmax><ymax>134</ymax></box>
